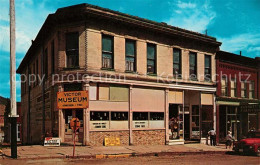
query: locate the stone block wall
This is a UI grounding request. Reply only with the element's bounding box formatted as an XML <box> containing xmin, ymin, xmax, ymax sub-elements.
<box><xmin>89</xmin><ymin>131</ymin><xmax>129</xmax><ymax>146</ymax></box>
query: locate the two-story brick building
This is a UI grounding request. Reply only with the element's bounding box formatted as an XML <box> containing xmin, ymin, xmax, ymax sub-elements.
<box><xmin>216</xmin><ymin>51</ymin><xmax>260</xmax><ymax>143</ymax></box>
<box><xmin>17</xmin><ymin>4</ymin><xmax>221</xmax><ymax>146</ymax></box>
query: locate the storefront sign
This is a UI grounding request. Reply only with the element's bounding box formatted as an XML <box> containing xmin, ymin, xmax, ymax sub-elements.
<box><xmin>240</xmin><ymin>104</ymin><xmax>260</xmax><ymax>113</ymax></box>
<box><xmin>44</xmin><ymin>137</ymin><xmax>61</xmax><ymax>146</ymax></box>
<box><xmin>104</xmin><ymin>137</ymin><xmax>120</xmax><ymax>146</ymax></box>
<box><xmin>57</xmin><ymin>91</ymin><xmax>88</xmax><ymax>109</ymax></box>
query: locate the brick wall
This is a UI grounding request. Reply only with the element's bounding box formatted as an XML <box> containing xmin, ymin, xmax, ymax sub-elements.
<box><xmin>132</xmin><ymin>130</ymin><xmax>165</xmax><ymax>145</ymax></box>
<box><xmin>89</xmin><ymin>131</ymin><xmax>129</xmax><ymax>146</ymax></box>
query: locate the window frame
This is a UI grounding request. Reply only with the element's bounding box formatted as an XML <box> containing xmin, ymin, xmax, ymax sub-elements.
<box><xmin>125</xmin><ymin>39</ymin><xmax>136</xmax><ymax>72</ymax></box>
<box><xmin>189</xmin><ymin>52</ymin><xmax>197</xmax><ymax>80</ymax></box>
<box><xmin>241</xmin><ymin>81</ymin><xmax>247</xmax><ymax>98</ymax></box>
<box><xmin>66</xmin><ymin>32</ymin><xmax>79</xmax><ymax>68</ymax></box>
<box><xmin>147</xmin><ymin>43</ymin><xmax>156</xmax><ymax>74</ymax></box>
<box><xmin>249</xmin><ymin>81</ymin><xmax>255</xmax><ymax>99</ymax></box>
<box><xmin>221</xmin><ymin>76</ymin><xmax>228</xmax><ymax>96</ymax></box>
<box><xmin>173</xmin><ymin>48</ymin><xmax>182</xmax><ymax>78</ymax></box>
<box><xmin>230</xmin><ymin>78</ymin><xmax>237</xmax><ymax>97</ymax></box>
<box><xmin>102</xmin><ymin>35</ymin><xmax>114</xmax><ymax>69</ymax></box>
<box><xmin>204</xmin><ymin>55</ymin><xmax>211</xmax><ymax>81</ymax></box>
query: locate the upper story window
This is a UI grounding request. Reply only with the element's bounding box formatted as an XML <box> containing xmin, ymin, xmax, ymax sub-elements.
<box><xmin>204</xmin><ymin>55</ymin><xmax>211</xmax><ymax>81</ymax></box>
<box><xmin>51</xmin><ymin>40</ymin><xmax>55</xmax><ymax>74</ymax></box>
<box><xmin>102</xmin><ymin>35</ymin><xmax>114</xmax><ymax>69</ymax></box>
<box><xmin>189</xmin><ymin>52</ymin><xmax>197</xmax><ymax>80</ymax></box>
<box><xmin>125</xmin><ymin>39</ymin><xmax>136</xmax><ymax>72</ymax></box>
<box><xmin>230</xmin><ymin>79</ymin><xmax>237</xmax><ymax>97</ymax></box>
<box><xmin>173</xmin><ymin>48</ymin><xmax>182</xmax><ymax>78</ymax></box>
<box><xmin>249</xmin><ymin>81</ymin><xmax>255</xmax><ymax>99</ymax></box>
<box><xmin>44</xmin><ymin>48</ymin><xmax>48</xmax><ymax>77</ymax></box>
<box><xmin>221</xmin><ymin>76</ymin><xmax>228</xmax><ymax>96</ymax></box>
<box><xmin>241</xmin><ymin>81</ymin><xmax>247</xmax><ymax>98</ymax></box>
<box><xmin>147</xmin><ymin>43</ymin><xmax>156</xmax><ymax>74</ymax></box>
<box><xmin>66</xmin><ymin>32</ymin><xmax>79</xmax><ymax>68</ymax></box>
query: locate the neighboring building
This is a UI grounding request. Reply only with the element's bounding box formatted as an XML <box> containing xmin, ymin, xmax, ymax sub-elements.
<box><xmin>0</xmin><ymin>96</ymin><xmax>21</xmax><ymax>143</ymax></box>
<box><xmin>216</xmin><ymin>51</ymin><xmax>260</xmax><ymax>143</ymax></box>
<box><xmin>0</xmin><ymin>96</ymin><xmax>8</xmax><ymax>143</ymax></box>
<box><xmin>17</xmin><ymin>4</ymin><xmax>221</xmax><ymax>146</ymax></box>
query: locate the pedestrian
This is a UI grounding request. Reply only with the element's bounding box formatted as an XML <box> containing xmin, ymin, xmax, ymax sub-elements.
<box><xmin>226</xmin><ymin>131</ymin><xmax>234</xmax><ymax>149</ymax></box>
<box><xmin>208</xmin><ymin>128</ymin><xmax>216</xmax><ymax>146</ymax></box>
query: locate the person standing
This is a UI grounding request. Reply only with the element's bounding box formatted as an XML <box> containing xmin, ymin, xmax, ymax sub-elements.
<box><xmin>208</xmin><ymin>128</ymin><xmax>216</xmax><ymax>146</ymax></box>
<box><xmin>226</xmin><ymin>131</ymin><xmax>234</xmax><ymax>149</ymax></box>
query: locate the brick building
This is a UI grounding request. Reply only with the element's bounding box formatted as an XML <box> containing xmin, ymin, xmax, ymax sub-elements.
<box><xmin>216</xmin><ymin>51</ymin><xmax>260</xmax><ymax>143</ymax></box>
<box><xmin>17</xmin><ymin>4</ymin><xmax>221</xmax><ymax>146</ymax></box>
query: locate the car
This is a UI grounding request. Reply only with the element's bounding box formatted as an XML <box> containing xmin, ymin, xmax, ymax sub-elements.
<box><xmin>233</xmin><ymin>130</ymin><xmax>260</xmax><ymax>156</ymax></box>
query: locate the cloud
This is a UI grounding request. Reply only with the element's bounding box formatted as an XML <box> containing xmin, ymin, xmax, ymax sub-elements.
<box><xmin>218</xmin><ymin>33</ymin><xmax>260</xmax><ymax>57</ymax></box>
<box><xmin>165</xmin><ymin>0</ymin><xmax>216</xmax><ymax>33</ymax></box>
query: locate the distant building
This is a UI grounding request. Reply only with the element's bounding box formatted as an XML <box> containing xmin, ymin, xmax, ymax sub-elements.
<box><xmin>0</xmin><ymin>96</ymin><xmax>8</xmax><ymax>142</ymax></box>
<box><xmin>17</xmin><ymin>4</ymin><xmax>221</xmax><ymax>146</ymax></box>
<box><xmin>216</xmin><ymin>51</ymin><xmax>260</xmax><ymax>143</ymax></box>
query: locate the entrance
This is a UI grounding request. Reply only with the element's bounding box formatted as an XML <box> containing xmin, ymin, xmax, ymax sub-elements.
<box><xmin>64</xmin><ymin>109</ymin><xmax>83</xmax><ymax>143</ymax></box>
<box><xmin>184</xmin><ymin>114</ymin><xmax>190</xmax><ymax>140</ymax></box>
<box><xmin>169</xmin><ymin>104</ymin><xmax>183</xmax><ymax>140</ymax></box>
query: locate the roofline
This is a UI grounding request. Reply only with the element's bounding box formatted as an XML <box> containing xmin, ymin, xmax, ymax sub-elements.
<box><xmin>17</xmin><ymin>3</ymin><xmax>221</xmax><ymax>73</ymax></box>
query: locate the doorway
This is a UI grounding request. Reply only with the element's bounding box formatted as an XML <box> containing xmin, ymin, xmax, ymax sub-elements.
<box><xmin>169</xmin><ymin>104</ymin><xmax>183</xmax><ymax>140</ymax></box>
<box><xmin>64</xmin><ymin>109</ymin><xmax>83</xmax><ymax>143</ymax></box>
<box><xmin>184</xmin><ymin>114</ymin><xmax>190</xmax><ymax>140</ymax></box>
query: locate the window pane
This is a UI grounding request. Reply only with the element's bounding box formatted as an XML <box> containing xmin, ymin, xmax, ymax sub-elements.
<box><xmin>147</xmin><ymin>60</ymin><xmax>155</xmax><ymax>73</ymax></box>
<box><xmin>173</xmin><ymin>49</ymin><xmax>180</xmax><ymax>63</ymax></box>
<box><xmin>150</xmin><ymin>112</ymin><xmax>164</xmax><ymax>120</ymax></box>
<box><xmin>90</xmin><ymin>111</ymin><xmax>109</xmax><ymax>121</ymax></box>
<box><xmin>231</xmin><ymin>80</ymin><xmax>235</xmax><ymax>88</ymax></box>
<box><xmin>189</xmin><ymin>52</ymin><xmax>196</xmax><ymax>66</ymax></box>
<box><xmin>205</xmin><ymin>55</ymin><xmax>211</xmax><ymax>68</ymax></box>
<box><xmin>126</xmin><ymin>40</ymin><xmax>135</xmax><ymax>56</ymax></box>
<box><xmin>133</xmin><ymin>112</ymin><xmax>148</xmax><ymax>120</ymax></box>
<box><xmin>66</xmin><ymin>33</ymin><xmax>79</xmax><ymax>50</ymax></box>
<box><xmin>111</xmin><ymin>112</ymin><xmax>128</xmax><ymax>120</ymax></box>
<box><xmin>110</xmin><ymin>85</ymin><xmax>129</xmax><ymax>101</ymax></box>
<box><xmin>99</xmin><ymin>84</ymin><xmax>109</xmax><ymax>100</ymax></box>
<box><xmin>147</xmin><ymin>44</ymin><xmax>155</xmax><ymax>59</ymax></box>
<box><xmin>102</xmin><ymin>53</ymin><xmax>112</xmax><ymax>68</ymax></box>
<box><xmin>102</xmin><ymin>35</ymin><xmax>112</xmax><ymax>52</ymax></box>
<box><xmin>126</xmin><ymin>57</ymin><xmax>135</xmax><ymax>71</ymax></box>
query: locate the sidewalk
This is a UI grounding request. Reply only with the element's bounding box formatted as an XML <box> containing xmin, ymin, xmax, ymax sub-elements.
<box><xmin>0</xmin><ymin>144</ymin><xmax>230</xmax><ymax>160</ymax></box>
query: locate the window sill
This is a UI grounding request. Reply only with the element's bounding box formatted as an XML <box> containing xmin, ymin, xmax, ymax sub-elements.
<box><xmin>189</xmin><ymin>78</ymin><xmax>198</xmax><ymax>81</ymax></box>
<box><xmin>147</xmin><ymin>73</ymin><xmax>157</xmax><ymax>77</ymax></box>
<box><xmin>101</xmin><ymin>68</ymin><xmax>115</xmax><ymax>71</ymax></box>
<box><xmin>125</xmin><ymin>70</ymin><xmax>137</xmax><ymax>74</ymax></box>
<box><xmin>63</xmin><ymin>67</ymin><xmax>80</xmax><ymax>71</ymax></box>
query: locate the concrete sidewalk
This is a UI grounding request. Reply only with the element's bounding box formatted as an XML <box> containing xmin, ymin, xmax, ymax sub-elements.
<box><xmin>0</xmin><ymin>144</ymin><xmax>230</xmax><ymax>160</ymax></box>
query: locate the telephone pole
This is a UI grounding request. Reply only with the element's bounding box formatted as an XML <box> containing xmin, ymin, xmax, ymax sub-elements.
<box><xmin>9</xmin><ymin>0</ymin><xmax>18</xmax><ymax>159</ymax></box>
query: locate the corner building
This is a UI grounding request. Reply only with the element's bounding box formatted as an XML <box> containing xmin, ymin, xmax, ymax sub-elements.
<box><xmin>17</xmin><ymin>4</ymin><xmax>221</xmax><ymax>146</ymax></box>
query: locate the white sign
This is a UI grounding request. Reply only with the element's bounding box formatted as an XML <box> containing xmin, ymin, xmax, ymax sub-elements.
<box><xmin>44</xmin><ymin>137</ymin><xmax>61</xmax><ymax>146</ymax></box>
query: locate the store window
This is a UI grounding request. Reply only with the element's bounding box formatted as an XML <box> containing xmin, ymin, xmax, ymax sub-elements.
<box><xmin>201</xmin><ymin>106</ymin><xmax>213</xmax><ymax>138</ymax></box>
<box><xmin>98</xmin><ymin>84</ymin><xmax>129</xmax><ymax>101</ymax></box>
<box><xmin>249</xmin><ymin>81</ymin><xmax>255</xmax><ymax>99</ymax></box>
<box><xmin>111</xmin><ymin>112</ymin><xmax>128</xmax><ymax>129</ymax></box>
<box><xmin>149</xmin><ymin>112</ymin><xmax>164</xmax><ymax>128</ymax></box>
<box><xmin>133</xmin><ymin>112</ymin><xmax>164</xmax><ymax>129</ymax></box>
<box><xmin>241</xmin><ymin>81</ymin><xmax>247</xmax><ymax>98</ymax></box>
<box><xmin>90</xmin><ymin>111</ymin><xmax>109</xmax><ymax>130</ymax></box>
<box><xmin>191</xmin><ymin>105</ymin><xmax>200</xmax><ymax>139</ymax></box>
<box><xmin>230</xmin><ymin>79</ymin><xmax>237</xmax><ymax>97</ymax></box>
<box><xmin>204</xmin><ymin>55</ymin><xmax>211</xmax><ymax>81</ymax></box>
<box><xmin>125</xmin><ymin>40</ymin><xmax>136</xmax><ymax>72</ymax></box>
<box><xmin>221</xmin><ymin>76</ymin><xmax>228</xmax><ymax>96</ymax></box>
<box><xmin>66</xmin><ymin>32</ymin><xmax>79</xmax><ymax>68</ymax></box>
<box><xmin>102</xmin><ymin>35</ymin><xmax>113</xmax><ymax>69</ymax></box>
<box><xmin>189</xmin><ymin>52</ymin><xmax>197</xmax><ymax>80</ymax></box>
<box><xmin>173</xmin><ymin>48</ymin><xmax>182</xmax><ymax>78</ymax></box>
<box><xmin>147</xmin><ymin>43</ymin><xmax>156</xmax><ymax>74</ymax></box>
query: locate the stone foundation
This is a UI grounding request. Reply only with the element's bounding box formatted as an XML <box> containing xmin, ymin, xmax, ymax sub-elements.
<box><xmin>89</xmin><ymin>131</ymin><xmax>129</xmax><ymax>146</ymax></box>
<box><xmin>132</xmin><ymin>130</ymin><xmax>165</xmax><ymax>145</ymax></box>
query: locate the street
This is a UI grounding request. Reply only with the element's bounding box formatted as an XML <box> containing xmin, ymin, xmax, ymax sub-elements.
<box><xmin>0</xmin><ymin>153</ymin><xmax>260</xmax><ymax>165</ymax></box>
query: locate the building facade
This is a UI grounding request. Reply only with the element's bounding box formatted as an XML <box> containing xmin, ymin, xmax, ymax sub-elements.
<box><xmin>216</xmin><ymin>51</ymin><xmax>260</xmax><ymax>143</ymax></box>
<box><xmin>17</xmin><ymin>4</ymin><xmax>221</xmax><ymax>146</ymax></box>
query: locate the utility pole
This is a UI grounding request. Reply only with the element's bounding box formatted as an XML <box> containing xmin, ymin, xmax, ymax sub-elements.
<box><xmin>9</xmin><ymin>0</ymin><xmax>18</xmax><ymax>159</ymax></box>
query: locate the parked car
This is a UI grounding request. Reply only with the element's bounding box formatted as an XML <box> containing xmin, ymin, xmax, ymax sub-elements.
<box><xmin>233</xmin><ymin>131</ymin><xmax>260</xmax><ymax>156</ymax></box>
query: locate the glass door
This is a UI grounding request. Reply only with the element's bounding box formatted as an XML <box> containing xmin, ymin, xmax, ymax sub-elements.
<box><xmin>191</xmin><ymin>105</ymin><xmax>200</xmax><ymax>139</ymax></box>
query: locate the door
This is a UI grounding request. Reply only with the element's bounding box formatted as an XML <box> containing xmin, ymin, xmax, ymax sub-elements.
<box><xmin>184</xmin><ymin>114</ymin><xmax>190</xmax><ymax>140</ymax></box>
<box><xmin>64</xmin><ymin>109</ymin><xmax>83</xmax><ymax>143</ymax></box>
<box><xmin>169</xmin><ymin>104</ymin><xmax>183</xmax><ymax>140</ymax></box>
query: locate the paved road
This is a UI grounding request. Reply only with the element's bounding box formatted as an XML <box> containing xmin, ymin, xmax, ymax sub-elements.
<box><xmin>1</xmin><ymin>153</ymin><xmax>260</xmax><ymax>165</ymax></box>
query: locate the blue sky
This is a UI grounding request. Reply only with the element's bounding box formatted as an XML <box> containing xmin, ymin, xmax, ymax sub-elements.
<box><xmin>0</xmin><ymin>0</ymin><xmax>260</xmax><ymax>101</ymax></box>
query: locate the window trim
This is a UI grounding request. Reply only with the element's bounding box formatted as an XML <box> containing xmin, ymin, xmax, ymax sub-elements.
<box><xmin>230</xmin><ymin>78</ymin><xmax>237</xmax><ymax>98</ymax></box>
<box><xmin>102</xmin><ymin>34</ymin><xmax>114</xmax><ymax>69</ymax></box>
<box><xmin>241</xmin><ymin>81</ymin><xmax>247</xmax><ymax>98</ymax></box>
<box><xmin>221</xmin><ymin>76</ymin><xmax>228</xmax><ymax>96</ymax></box>
<box><xmin>125</xmin><ymin>39</ymin><xmax>136</xmax><ymax>72</ymax></box>
<box><xmin>173</xmin><ymin>48</ymin><xmax>182</xmax><ymax>78</ymax></box>
<box><xmin>189</xmin><ymin>52</ymin><xmax>197</xmax><ymax>80</ymax></box>
<box><xmin>66</xmin><ymin>32</ymin><xmax>79</xmax><ymax>68</ymax></box>
<box><xmin>249</xmin><ymin>81</ymin><xmax>255</xmax><ymax>99</ymax></box>
<box><xmin>204</xmin><ymin>55</ymin><xmax>211</xmax><ymax>81</ymax></box>
<box><xmin>147</xmin><ymin>43</ymin><xmax>157</xmax><ymax>75</ymax></box>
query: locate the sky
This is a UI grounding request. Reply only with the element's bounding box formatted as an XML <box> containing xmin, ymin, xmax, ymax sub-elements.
<box><xmin>0</xmin><ymin>0</ymin><xmax>260</xmax><ymax>101</ymax></box>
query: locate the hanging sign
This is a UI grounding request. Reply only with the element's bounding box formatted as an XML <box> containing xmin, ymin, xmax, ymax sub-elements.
<box><xmin>57</xmin><ymin>91</ymin><xmax>88</xmax><ymax>109</ymax></box>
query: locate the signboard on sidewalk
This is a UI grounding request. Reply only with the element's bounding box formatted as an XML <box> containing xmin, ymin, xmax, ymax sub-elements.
<box><xmin>44</xmin><ymin>137</ymin><xmax>61</xmax><ymax>146</ymax></box>
<box><xmin>104</xmin><ymin>137</ymin><xmax>120</xmax><ymax>146</ymax></box>
<box><xmin>57</xmin><ymin>91</ymin><xmax>88</xmax><ymax>109</ymax></box>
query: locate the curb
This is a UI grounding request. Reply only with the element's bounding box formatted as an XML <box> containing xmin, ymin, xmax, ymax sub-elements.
<box><xmin>1</xmin><ymin>150</ymin><xmax>227</xmax><ymax>160</ymax></box>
